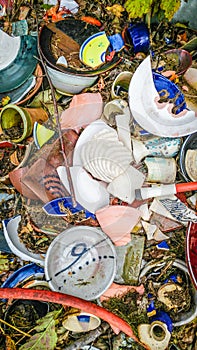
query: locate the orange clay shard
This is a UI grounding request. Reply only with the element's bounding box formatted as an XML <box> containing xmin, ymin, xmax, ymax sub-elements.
<box><xmin>81</xmin><ymin>16</ymin><xmax>102</xmax><ymax>27</ymax></box>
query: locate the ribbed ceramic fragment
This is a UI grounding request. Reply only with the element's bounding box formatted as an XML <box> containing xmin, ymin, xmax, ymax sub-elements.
<box><xmin>57</xmin><ymin>165</ymin><xmax>109</xmax><ymax>213</ymax></box>
<box><xmin>81</xmin><ymin>139</ymin><xmax>132</xmax><ymax>182</ymax></box>
<box><xmin>73</xmin><ymin>119</ymin><xmax>113</xmax><ymax>166</ymax></box>
<box><xmin>95</xmin><ymin>205</ymin><xmax>141</xmax><ymax>244</ymax></box>
<box><xmin>107</xmin><ymin>165</ymin><xmax>145</xmax><ymax>204</ymax></box>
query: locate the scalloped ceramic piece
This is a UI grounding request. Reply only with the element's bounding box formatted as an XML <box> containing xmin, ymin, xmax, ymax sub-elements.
<box><xmin>2</xmin><ymin>216</ymin><xmax>45</xmax><ymax>265</ymax></box>
<box><xmin>95</xmin><ymin>205</ymin><xmax>141</xmax><ymax>244</ymax></box>
<box><xmin>0</xmin><ymin>30</ymin><xmax>21</xmax><ymax>70</ymax></box>
<box><xmin>107</xmin><ymin>165</ymin><xmax>145</xmax><ymax>204</ymax></box>
<box><xmin>92</xmin><ymin>129</ymin><xmax>118</xmax><ymax>142</ymax></box>
<box><xmin>73</xmin><ymin>119</ymin><xmax>114</xmax><ymax>166</ymax></box>
<box><xmin>57</xmin><ymin>165</ymin><xmax>109</xmax><ymax>213</ymax></box>
<box><xmin>128</xmin><ymin>55</ymin><xmax>197</xmax><ymax>137</ymax></box>
<box><xmin>185</xmin><ymin>149</ymin><xmax>197</xmax><ymax>181</ymax></box>
<box><xmin>60</xmin><ymin>93</ymin><xmax>103</xmax><ymax>131</ymax></box>
<box><xmin>81</xmin><ymin>139</ymin><xmax>132</xmax><ymax>182</ymax></box>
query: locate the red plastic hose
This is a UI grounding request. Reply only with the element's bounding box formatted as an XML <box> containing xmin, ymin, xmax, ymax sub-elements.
<box><xmin>0</xmin><ymin>288</ymin><xmax>149</xmax><ymax>349</ymax></box>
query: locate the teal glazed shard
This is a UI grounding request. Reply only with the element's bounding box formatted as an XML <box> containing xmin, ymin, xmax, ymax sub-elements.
<box><xmin>0</xmin><ymin>35</ymin><xmax>38</xmax><ymax>93</ymax></box>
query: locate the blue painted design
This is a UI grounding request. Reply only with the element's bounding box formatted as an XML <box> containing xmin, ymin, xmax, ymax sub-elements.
<box><xmin>153</xmin><ymin>71</ymin><xmax>187</xmax><ymax>115</ymax></box>
<box><xmin>77</xmin><ymin>315</ymin><xmax>90</xmax><ymax>323</ymax></box>
<box><xmin>150</xmin><ymin>310</ymin><xmax>173</xmax><ymax>333</ymax></box>
<box><xmin>43</xmin><ymin>196</ymin><xmax>96</xmax><ymax>219</ymax></box>
<box><xmin>108</xmin><ymin>33</ymin><xmax>125</xmax><ymax>52</ymax></box>
<box><xmin>156</xmin><ymin>241</ymin><xmax>170</xmax><ymax>250</ymax></box>
<box><xmin>1</xmin><ymin>263</ymin><xmax>44</xmax><ymax>289</ymax></box>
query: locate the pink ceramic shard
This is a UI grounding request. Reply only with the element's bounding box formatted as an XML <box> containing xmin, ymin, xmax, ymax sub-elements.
<box><xmin>9</xmin><ymin>166</ymin><xmax>39</xmax><ymax>200</ymax></box>
<box><xmin>96</xmin><ymin>205</ymin><xmax>141</xmax><ymax>245</ymax></box>
<box><xmin>100</xmin><ymin>283</ymin><xmax>145</xmax><ymax>302</ymax></box>
<box><xmin>60</xmin><ymin>92</ymin><xmax>103</xmax><ymax>131</ymax></box>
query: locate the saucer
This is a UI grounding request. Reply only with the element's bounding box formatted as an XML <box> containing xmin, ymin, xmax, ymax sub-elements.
<box><xmin>79</xmin><ymin>31</ymin><xmax>110</xmax><ymax>68</ymax></box>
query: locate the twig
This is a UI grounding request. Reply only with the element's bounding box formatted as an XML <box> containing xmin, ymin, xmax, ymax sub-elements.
<box><xmin>63</xmin><ymin>322</ymin><xmax>110</xmax><ymax>350</ymax></box>
<box><xmin>35</xmin><ymin>19</ymin><xmax>77</xmax><ymax>208</ymax></box>
<box><xmin>0</xmin><ymin>318</ymin><xmax>31</xmax><ymax>338</ymax></box>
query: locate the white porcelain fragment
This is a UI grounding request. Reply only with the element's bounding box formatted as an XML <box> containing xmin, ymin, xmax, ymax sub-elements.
<box><xmin>0</xmin><ymin>30</ymin><xmax>21</xmax><ymax>70</ymax></box>
<box><xmin>81</xmin><ymin>139</ymin><xmax>132</xmax><ymax>183</ymax></box>
<box><xmin>128</xmin><ymin>55</ymin><xmax>197</xmax><ymax>137</ymax></box>
<box><xmin>57</xmin><ymin>165</ymin><xmax>109</xmax><ymax>213</ymax></box>
<box><xmin>73</xmin><ymin>119</ymin><xmax>113</xmax><ymax>166</ymax></box>
<box><xmin>2</xmin><ymin>216</ymin><xmax>45</xmax><ymax>265</ymax></box>
<box><xmin>115</xmin><ymin>108</ymin><xmax>132</xmax><ymax>152</ymax></box>
<box><xmin>56</xmin><ymin>55</ymin><xmax>68</xmax><ymax>68</ymax></box>
<box><xmin>138</xmin><ymin>203</ymin><xmax>151</xmax><ymax>221</ymax></box>
<box><xmin>141</xmin><ymin>220</ymin><xmax>169</xmax><ymax>241</ymax></box>
<box><xmin>107</xmin><ymin>165</ymin><xmax>145</xmax><ymax>204</ymax></box>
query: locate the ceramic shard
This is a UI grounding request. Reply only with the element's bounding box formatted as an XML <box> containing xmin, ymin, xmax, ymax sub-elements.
<box><xmin>107</xmin><ymin>165</ymin><xmax>145</xmax><ymax>204</ymax></box>
<box><xmin>95</xmin><ymin>205</ymin><xmax>141</xmax><ymax>244</ymax></box>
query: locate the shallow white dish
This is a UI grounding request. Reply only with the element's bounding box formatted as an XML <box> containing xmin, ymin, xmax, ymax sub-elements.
<box><xmin>128</xmin><ymin>55</ymin><xmax>197</xmax><ymax>137</ymax></box>
<box><xmin>2</xmin><ymin>216</ymin><xmax>45</xmax><ymax>265</ymax></box>
<box><xmin>44</xmin><ymin>226</ymin><xmax>116</xmax><ymax>300</ymax></box>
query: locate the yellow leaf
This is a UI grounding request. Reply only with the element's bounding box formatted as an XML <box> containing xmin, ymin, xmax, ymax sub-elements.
<box><xmin>106</xmin><ymin>4</ymin><xmax>125</xmax><ymax>17</ymax></box>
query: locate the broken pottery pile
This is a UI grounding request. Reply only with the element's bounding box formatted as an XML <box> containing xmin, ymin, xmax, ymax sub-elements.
<box><xmin>0</xmin><ymin>0</ymin><xmax>197</xmax><ymax>349</ymax></box>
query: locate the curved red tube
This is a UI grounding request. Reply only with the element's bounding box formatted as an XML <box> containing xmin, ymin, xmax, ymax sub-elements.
<box><xmin>0</xmin><ymin>288</ymin><xmax>149</xmax><ymax>349</ymax></box>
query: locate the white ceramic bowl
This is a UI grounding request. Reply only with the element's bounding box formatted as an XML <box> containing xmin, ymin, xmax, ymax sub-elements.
<box><xmin>47</xmin><ymin>65</ymin><xmax>98</xmax><ymax>95</ymax></box>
